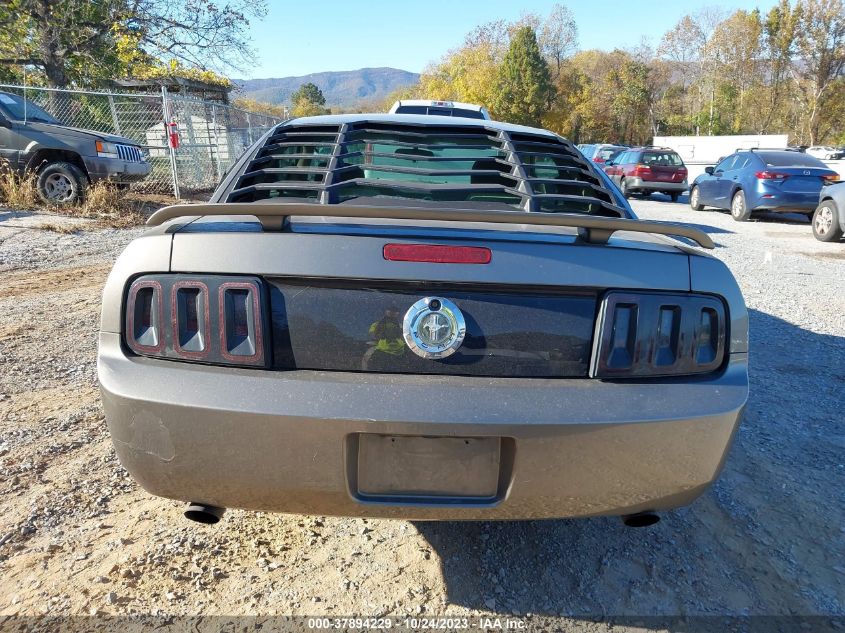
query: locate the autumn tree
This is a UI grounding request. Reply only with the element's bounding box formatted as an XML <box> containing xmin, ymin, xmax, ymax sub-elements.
<box><xmin>792</xmin><ymin>0</ymin><xmax>845</xmax><ymax>143</ymax></box>
<box><xmin>0</xmin><ymin>0</ymin><xmax>266</xmax><ymax>88</ymax></box>
<box><xmin>290</xmin><ymin>82</ymin><xmax>328</xmax><ymax>117</ymax></box>
<box><xmin>493</xmin><ymin>27</ymin><xmax>553</xmax><ymax>126</ymax></box>
<box><xmin>539</xmin><ymin>3</ymin><xmax>578</xmax><ymax>83</ymax></box>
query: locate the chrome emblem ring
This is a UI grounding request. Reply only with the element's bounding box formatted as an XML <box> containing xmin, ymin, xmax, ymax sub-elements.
<box><xmin>403</xmin><ymin>297</ymin><xmax>466</xmax><ymax>359</ymax></box>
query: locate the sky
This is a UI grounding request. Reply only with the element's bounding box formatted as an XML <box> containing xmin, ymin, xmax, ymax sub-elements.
<box><xmin>243</xmin><ymin>0</ymin><xmax>781</xmax><ymax>79</ymax></box>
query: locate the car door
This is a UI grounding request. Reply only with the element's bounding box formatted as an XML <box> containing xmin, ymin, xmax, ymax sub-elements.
<box><xmin>721</xmin><ymin>153</ymin><xmax>751</xmax><ymax>202</ymax></box>
<box><xmin>605</xmin><ymin>151</ymin><xmax>627</xmax><ymax>183</ymax></box>
<box><xmin>0</xmin><ymin>111</ymin><xmax>20</xmax><ymax>168</ymax></box>
<box><xmin>703</xmin><ymin>155</ymin><xmax>737</xmax><ymax>207</ymax></box>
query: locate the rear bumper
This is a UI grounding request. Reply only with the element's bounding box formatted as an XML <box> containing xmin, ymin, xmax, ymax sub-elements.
<box><xmin>753</xmin><ymin>201</ymin><xmax>817</xmax><ymax>212</ymax></box>
<box><xmin>627</xmin><ymin>177</ymin><xmax>688</xmax><ymax>192</ymax></box>
<box><xmin>83</xmin><ymin>156</ymin><xmax>151</xmax><ymax>183</ymax></box>
<box><xmin>98</xmin><ymin>332</ymin><xmax>748</xmax><ymax>520</ymax></box>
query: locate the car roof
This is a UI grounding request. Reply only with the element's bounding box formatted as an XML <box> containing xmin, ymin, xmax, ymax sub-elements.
<box><xmin>285</xmin><ymin>112</ymin><xmax>556</xmax><ymax>137</ymax></box>
<box><xmin>394</xmin><ymin>99</ymin><xmax>485</xmax><ymax>111</ymax></box>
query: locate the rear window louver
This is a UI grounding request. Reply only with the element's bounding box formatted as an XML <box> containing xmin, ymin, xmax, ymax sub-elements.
<box><xmin>225</xmin><ymin>121</ymin><xmax>625</xmax><ymax>217</ymax></box>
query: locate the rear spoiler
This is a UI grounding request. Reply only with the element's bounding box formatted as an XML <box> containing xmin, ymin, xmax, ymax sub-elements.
<box><xmin>146</xmin><ymin>202</ymin><xmax>714</xmax><ymax>249</ymax></box>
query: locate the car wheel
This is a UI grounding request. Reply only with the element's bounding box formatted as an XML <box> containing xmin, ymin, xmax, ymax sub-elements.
<box><xmin>670</xmin><ymin>192</ymin><xmax>680</xmax><ymax>202</ymax></box>
<box><xmin>730</xmin><ymin>190</ymin><xmax>751</xmax><ymax>222</ymax></box>
<box><xmin>812</xmin><ymin>201</ymin><xmax>843</xmax><ymax>242</ymax></box>
<box><xmin>689</xmin><ymin>185</ymin><xmax>704</xmax><ymax>210</ymax></box>
<box><xmin>36</xmin><ymin>162</ymin><xmax>87</xmax><ymax>205</ymax></box>
<box><xmin>619</xmin><ymin>178</ymin><xmax>630</xmax><ymax>198</ymax></box>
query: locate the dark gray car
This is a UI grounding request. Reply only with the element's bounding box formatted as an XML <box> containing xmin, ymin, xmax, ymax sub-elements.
<box><xmin>0</xmin><ymin>91</ymin><xmax>150</xmax><ymax>204</ymax></box>
<box><xmin>99</xmin><ymin>113</ymin><xmax>747</xmax><ymax>525</ymax></box>
<box><xmin>813</xmin><ymin>180</ymin><xmax>845</xmax><ymax>242</ymax></box>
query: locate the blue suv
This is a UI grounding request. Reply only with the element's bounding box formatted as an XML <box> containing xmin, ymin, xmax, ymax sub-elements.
<box><xmin>689</xmin><ymin>149</ymin><xmax>839</xmax><ymax>221</ymax></box>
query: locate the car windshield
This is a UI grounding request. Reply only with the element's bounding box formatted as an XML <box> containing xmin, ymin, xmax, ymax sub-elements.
<box><xmin>394</xmin><ymin>105</ymin><xmax>485</xmax><ymax>119</ymax></box>
<box><xmin>0</xmin><ymin>92</ymin><xmax>60</xmax><ymax>124</ymax></box>
<box><xmin>596</xmin><ymin>147</ymin><xmax>624</xmax><ymax>160</ymax></box>
<box><xmin>640</xmin><ymin>151</ymin><xmax>683</xmax><ymax>166</ymax></box>
<box><xmin>757</xmin><ymin>152</ymin><xmax>827</xmax><ymax>168</ymax></box>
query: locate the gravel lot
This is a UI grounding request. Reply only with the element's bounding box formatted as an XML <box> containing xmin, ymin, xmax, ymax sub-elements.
<box><xmin>0</xmin><ymin>199</ymin><xmax>843</xmax><ymax>628</ymax></box>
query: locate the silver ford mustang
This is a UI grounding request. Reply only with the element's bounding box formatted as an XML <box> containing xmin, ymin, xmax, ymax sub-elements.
<box><xmin>98</xmin><ymin>114</ymin><xmax>748</xmax><ymax>526</ymax></box>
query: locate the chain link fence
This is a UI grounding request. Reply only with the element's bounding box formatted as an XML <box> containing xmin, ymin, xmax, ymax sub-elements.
<box><xmin>0</xmin><ymin>84</ymin><xmax>281</xmax><ymax>197</ymax></box>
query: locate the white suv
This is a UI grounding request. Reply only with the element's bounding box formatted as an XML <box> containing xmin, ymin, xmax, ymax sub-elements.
<box><xmin>389</xmin><ymin>100</ymin><xmax>490</xmax><ymax>120</ymax></box>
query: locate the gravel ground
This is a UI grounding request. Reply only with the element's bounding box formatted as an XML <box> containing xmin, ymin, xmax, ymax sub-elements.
<box><xmin>0</xmin><ymin>201</ymin><xmax>843</xmax><ymax>629</ymax></box>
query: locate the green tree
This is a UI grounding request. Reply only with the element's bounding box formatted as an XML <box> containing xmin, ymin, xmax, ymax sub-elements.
<box><xmin>290</xmin><ymin>82</ymin><xmax>328</xmax><ymax>117</ymax></box>
<box><xmin>0</xmin><ymin>0</ymin><xmax>266</xmax><ymax>88</ymax></box>
<box><xmin>492</xmin><ymin>26</ymin><xmax>553</xmax><ymax>126</ymax></box>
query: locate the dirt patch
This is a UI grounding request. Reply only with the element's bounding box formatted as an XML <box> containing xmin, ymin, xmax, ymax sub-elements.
<box><xmin>803</xmin><ymin>249</ymin><xmax>845</xmax><ymax>260</ymax></box>
<box><xmin>0</xmin><ymin>263</ymin><xmax>111</xmax><ymax>299</ymax></box>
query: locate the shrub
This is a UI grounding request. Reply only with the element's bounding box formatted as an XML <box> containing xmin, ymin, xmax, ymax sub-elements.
<box><xmin>0</xmin><ymin>161</ymin><xmax>38</xmax><ymax>209</ymax></box>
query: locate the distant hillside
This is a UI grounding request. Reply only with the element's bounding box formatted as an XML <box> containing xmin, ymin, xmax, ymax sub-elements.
<box><xmin>234</xmin><ymin>67</ymin><xmax>420</xmax><ymax>108</ymax></box>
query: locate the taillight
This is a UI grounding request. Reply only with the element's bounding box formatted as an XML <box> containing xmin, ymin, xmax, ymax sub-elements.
<box><xmin>633</xmin><ymin>164</ymin><xmax>652</xmax><ymax>178</ymax></box>
<box><xmin>822</xmin><ymin>173</ymin><xmax>840</xmax><ymax>184</ymax></box>
<box><xmin>126</xmin><ymin>280</ymin><xmax>164</xmax><ymax>354</ymax></box>
<box><xmin>124</xmin><ymin>275</ymin><xmax>267</xmax><ymax>367</ymax></box>
<box><xmin>592</xmin><ymin>291</ymin><xmax>726</xmax><ymax>378</ymax></box>
<box><xmin>755</xmin><ymin>171</ymin><xmax>790</xmax><ymax>180</ymax></box>
<box><xmin>593</xmin><ymin>157</ymin><xmax>606</xmax><ymax>163</ymax></box>
<box><xmin>171</xmin><ymin>280</ymin><xmax>210</xmax><ymax>359</ymax></box>
<box><xmin>383</xmin><ymin>243</ymin><xmax>491</xmax><ymax>264</ymax></box>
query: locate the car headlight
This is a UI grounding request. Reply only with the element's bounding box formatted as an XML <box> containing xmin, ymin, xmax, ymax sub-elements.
<box><xmin>96</xmin><ymin>140</ymin><xmax>119</xmax><ymax>159</ymax></box>
<box><xmin>592</xmin><ymin>291</ymin><xmax>727</xmax><ymax>378</ymax></box>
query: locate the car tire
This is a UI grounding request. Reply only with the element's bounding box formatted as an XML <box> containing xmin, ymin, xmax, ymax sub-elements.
<box><xmin>730</xmin><ymin>190</ymin><xmax>752</xmax><ymax>222</ymax></box>
<box><xmin>669</xmin><ymin>192</ymin><xmax>680</xmax><ymax>202</ymax></box>
<box><xmin>689</xmin><ymin>185</ymin><xmax>704</xmax><ymax>210</ymax></box>
<box><xmin>36</xmin><ymin>162</ymin><xmax>87</xmax><ymax>205</ymax></box>
<box><xmin>619</xmin><ymin>178</ymin><xmax>630</xmax><ymax>199</ymax></box>
<box><xmin>812</xmin><ymin>201</ymin><xmax>843</xmax><ymax>242</ymax></box>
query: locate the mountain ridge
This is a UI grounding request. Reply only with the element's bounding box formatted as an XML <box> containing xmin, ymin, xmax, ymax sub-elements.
<box><xmin>234</xmin><ymin>67</ymin><xmax>420</xmax><ymax>107</ymax></box>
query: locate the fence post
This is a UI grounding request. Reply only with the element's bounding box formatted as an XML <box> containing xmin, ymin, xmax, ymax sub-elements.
<box><xmin>209</xmin><ymin>104</ymin><xmax>223</xmax><ymax>180</ymax></box>
<box><xmin>162</xmin><ymin>86</ymin><xmax>180</xmax><ymax>199</ymax></box>
<box><xmin>247</xmin><ymin>112</ymin><xmax>253</xmax><ymax>144</ymax></box>
<box><xmin>107</xmin><ymin>94</ymin><xmax>122</xmax><ymax>136</ymax></box>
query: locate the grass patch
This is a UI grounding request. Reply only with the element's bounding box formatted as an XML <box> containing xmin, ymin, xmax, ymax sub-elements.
<box><xmin>37</xmin><ymin>222</ymin><xmax>80</xmax><ymax>234</ymax></box>
<box><xmin>0</xmin><ymin>162</ymin><xmax>38</xmax><ymax>209</ymax></box>
<box><xmin>0</xmin><ymin>160</ymin><xmax>181</xmax><ymax>230</ymax></box>
<box><xmin>70</xmin><ymin>182</ymin><xmax>146</xmax><ymax>228</ymax></box>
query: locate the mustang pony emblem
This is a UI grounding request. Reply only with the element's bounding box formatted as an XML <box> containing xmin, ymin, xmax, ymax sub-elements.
<box><xmin>402</xmin><ymin>297</ymin><xmax>466</xmax><ymax>359</ymax></box>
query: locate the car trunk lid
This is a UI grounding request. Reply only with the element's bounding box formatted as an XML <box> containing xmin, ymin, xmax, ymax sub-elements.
<box><xmin>170</xmin><ymin>220</ymin><xmax>692</xmax><ymax>378</ymax></box>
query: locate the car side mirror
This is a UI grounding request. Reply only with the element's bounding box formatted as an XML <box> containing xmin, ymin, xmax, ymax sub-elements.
<box><xmin>0</xmin><ymin>117</ymin><xmax>11</xmax><ymax>128</ymax></box>
<box><xmin>704</xmin><ymin>166</ymin><xmax>715</xmax><ymax>175</ymax></box>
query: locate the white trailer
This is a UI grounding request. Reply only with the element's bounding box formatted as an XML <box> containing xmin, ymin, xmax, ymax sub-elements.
<box><xmin>652</xmin><ymin>135</ymin><xmax>789</xmax><ymax>180</ymax></box>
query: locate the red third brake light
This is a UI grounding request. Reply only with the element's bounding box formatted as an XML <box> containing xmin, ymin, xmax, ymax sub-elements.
<box><xmin>756</xmin><ymin>171</ymin><xmax>790</xmax><ymax>180</ymax></box>
<box><xmin>383</xmin><ymin>243</ymin><xmax>492</xmax><ymax>264</ymax></box>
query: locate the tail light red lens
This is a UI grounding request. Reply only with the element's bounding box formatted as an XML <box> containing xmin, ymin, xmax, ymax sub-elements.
<box><xmin>633</xmin><ymin>164</ymin><xmax>652</xmax><ymax>178</ymax></box>
<box><xmin>125</xmin><ymin>275</ymin><xmax>267</xmax><ymax>367</ymax></box>
<box><xmin>592</xmin><ymin>291</ymin><xmax>726</xmax><ymax>378</ymax></box>
<box><xmin>383</xmin><ymin>243</ymin><xmax>492</xmax><ymax>264</ymax></box>
<box><xmin>755</xmin><ymin>171</ymin><xmax>790</xmax><ymax>180</ymax></box>
<box><xmin>822</xmin><ymin>173</ymin><xmax>840</xmax><ymax>183</ymax></box>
